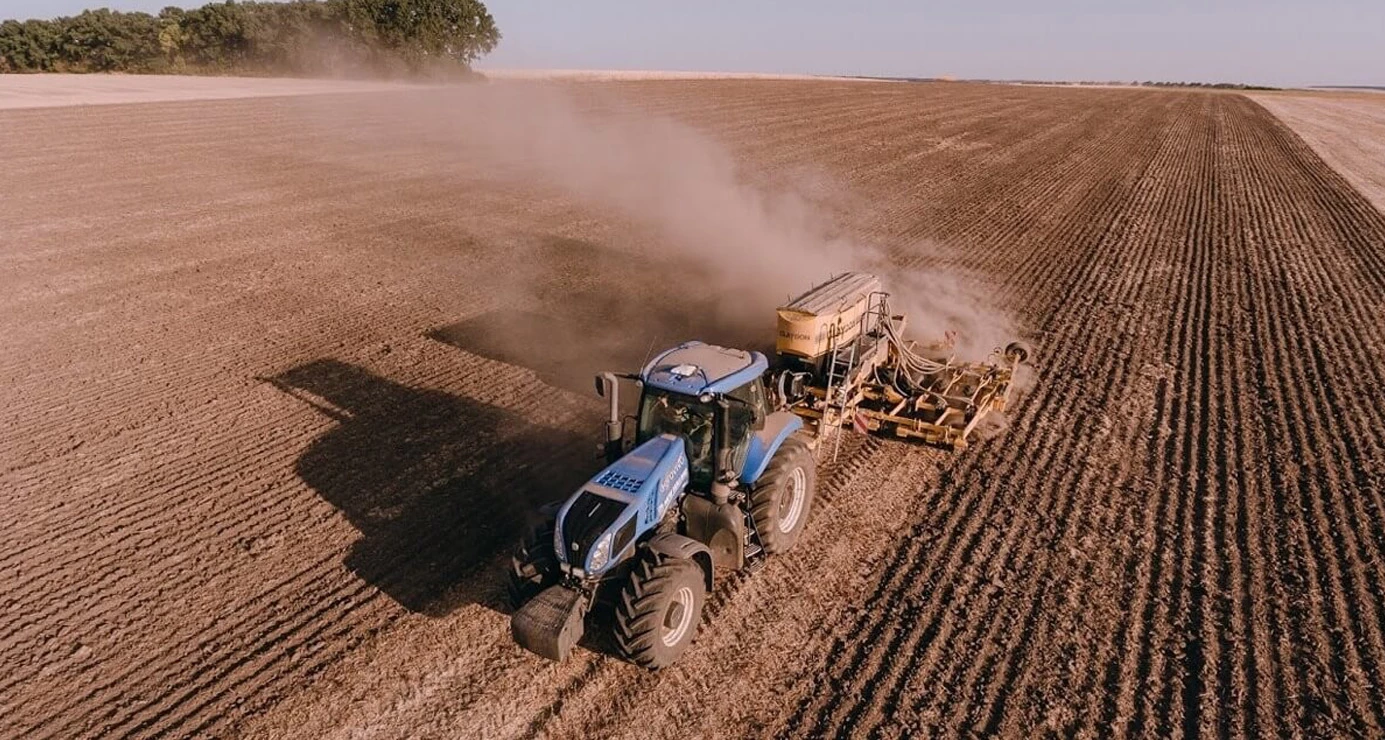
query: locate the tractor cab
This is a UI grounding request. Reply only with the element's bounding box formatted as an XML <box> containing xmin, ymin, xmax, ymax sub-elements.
<box><xmin>634</xmin><ymin>344</ymin><xmax>769</xmax><ymax>491</ymax></box>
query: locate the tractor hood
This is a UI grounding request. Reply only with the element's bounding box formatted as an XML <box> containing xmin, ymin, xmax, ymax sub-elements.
<box><xmin>554</xmin><ymin>434</ymin><xmax>689</xmax><ymax>576</ymax></box>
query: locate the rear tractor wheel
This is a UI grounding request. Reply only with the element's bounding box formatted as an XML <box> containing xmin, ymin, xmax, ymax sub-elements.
<box><xmin>613</xmin><ymin>552</ymin><xmax>707</xmax><ymax>669</ymax></box>
<box><xmin>748</xmin><ymin>436</ymin><xmax>817</xmax><ymax>554</ymax></box>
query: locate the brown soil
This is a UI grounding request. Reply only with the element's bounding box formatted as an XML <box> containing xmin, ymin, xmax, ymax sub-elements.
<box><xmin>3</xmin><ymin>80</ymin><xmax>1383</xmax><ymax>739</ymax></box>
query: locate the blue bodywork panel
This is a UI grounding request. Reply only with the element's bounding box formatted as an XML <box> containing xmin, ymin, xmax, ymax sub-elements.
<box><xmin>740</xmin><ymin>410</ymin><xmax>804</xmax><ymax>486</ymax></box>
<box><xmin>552</xmin><ymin>342</ymin><xmax>795</xmax><ymax>581</ymax></box>
<box><xmin>554</xmin><ymin>434</ymin><xmax>689</xmax><ymax>575</ymax></box>
<box><xmin>642</xmin><ymin>341</ymin><xmax>769</xmax><ymax>396</ymax></box>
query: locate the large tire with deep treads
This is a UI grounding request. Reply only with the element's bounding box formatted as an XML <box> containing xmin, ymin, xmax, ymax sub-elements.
<box><xmin>507</xmin><ymin>519</ymin><xmax>557</xmax><ymax>609</ymax></box>
<box><xmin>612</xmin><ymin>551</ymin><xmax>706</xmax><ymax>669</ymax></box>
<box><xmin>748</xmin><ymin>435</ymin><xmax>817</xmax><ymax>554</ymax></box>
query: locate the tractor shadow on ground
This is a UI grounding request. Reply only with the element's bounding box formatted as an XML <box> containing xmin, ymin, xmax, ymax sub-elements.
<box><xmin>267</xmin><ymin>359</ymin><xmax>593</xmax><ymax>617</ymax></box>
<box><xmin>427</xmin><ymin>234</ymin><xmax>769</xmax><ymax>398</ymax></box>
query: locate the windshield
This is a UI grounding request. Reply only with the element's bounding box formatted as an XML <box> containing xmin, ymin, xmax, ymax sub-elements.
<box><xmin>636</xmin><ymin>385</ymin><xmax>762</xmax><ymax>491</ymax></box>
<box><xmin>637</xmin><ymin>388</ymin><xmax>718</xmax><ymax>490</ymax></box>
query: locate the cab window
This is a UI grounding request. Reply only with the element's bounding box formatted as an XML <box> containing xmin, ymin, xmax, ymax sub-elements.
<box><xmin>637</xmin><ymin>388</ymin><xmax>717</xmax><ymax>489</ymax></box>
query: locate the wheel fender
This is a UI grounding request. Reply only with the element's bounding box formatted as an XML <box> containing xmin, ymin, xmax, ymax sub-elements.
<box><xmin>536</xmin><ymin>500</ymin><xmax>562</xmax><ymax>520</ymax></box>
<box><xmin>740</xmin><ymin>411</ymin><xmax>804</xmax><ymax>487</ymax></box>
<box><xmin>644</xmin><ymin>533</ymin><xmax>714</xmax><ymax>592</ymax></box>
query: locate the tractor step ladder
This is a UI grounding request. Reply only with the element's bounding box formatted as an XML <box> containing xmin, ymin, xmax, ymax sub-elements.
<box><xmin>744</xmin><ymin>542</ymin><xmax>766</xmax><ymax>573</ymax></box>
<box><xmin>819</xmin><ymin>290</ymin><xmax>891</xmax><ymax>461</ymax></box>
<box><xmin>821</xmin><ymin>308</ymin><xmax>866</xmax><ymax>462</ymax></box>
<box><xmin>744</xmin><ymin>516</ymin><xmax>768</xmax><ymax>572</ymax></box>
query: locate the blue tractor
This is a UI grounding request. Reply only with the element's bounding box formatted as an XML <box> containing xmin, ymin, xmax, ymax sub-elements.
<box><xmin>508</xmin><ymin>340</ymin><xmax>815</xmax><ymax>668</ymax></box>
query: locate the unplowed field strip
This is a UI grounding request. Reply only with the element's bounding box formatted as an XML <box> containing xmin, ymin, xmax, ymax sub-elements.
<box><xmin>1252</xmin><ymin>93</ymin><xmax>1385</xmax><ymax>215</ymax></box>
<box><xmin>3</xmin><ymin>80</ymin><xmax>1383</xmax><ymax>739</ymax></box>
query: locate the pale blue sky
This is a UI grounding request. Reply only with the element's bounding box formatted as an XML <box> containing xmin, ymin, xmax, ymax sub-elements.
<box><xmin>1</xmin><ymin>1</ymin><xmax>1380</xmax><ymax>87</ymax></box>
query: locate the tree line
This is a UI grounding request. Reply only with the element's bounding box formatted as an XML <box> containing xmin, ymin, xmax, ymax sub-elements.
<box><xmin>0</xmin><ymin>0</ymin><xmax>500</xmax><ymax>77</ymax></box>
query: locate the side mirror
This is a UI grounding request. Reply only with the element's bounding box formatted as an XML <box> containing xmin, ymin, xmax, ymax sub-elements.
<box><xmin>598</xmin><ymin>373</ymin><xmax>623</xmax><ymax>464</ymax></box>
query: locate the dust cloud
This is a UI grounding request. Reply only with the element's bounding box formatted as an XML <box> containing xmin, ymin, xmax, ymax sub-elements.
<box><xmin>427</xmin><ymin>83</ymin><xmax>859</xmax><ymax>296</ymax></box>
<box><xmin>877</xmin><ymin>264</ymin><xmax>1021</xmax><ymax>358</ymax></box>
<box><xmin>311</xmin><ymin>81</ymin><xmax>1019</xmax><ymax>356</ymax></box>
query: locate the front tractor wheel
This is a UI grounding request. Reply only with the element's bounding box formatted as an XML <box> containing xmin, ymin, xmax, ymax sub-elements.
<box><xmin>507</xmin><ymin>520</ymin><xmax>558</xmax><ymax>609</ymax></box>
<box><xmin>749</xmin><ymin>436</ymin><xmax>817</xmax><ymax>554</ymax></box>
<box><xmin>613</xmin><ymin>553</ymin><xmax>707</xmax><ymax>669</ymax></box>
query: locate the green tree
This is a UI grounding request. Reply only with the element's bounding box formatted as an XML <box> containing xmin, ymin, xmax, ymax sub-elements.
<box><xmin>0</xmin><ymin>19</ymin><xmax>60</xmax><ymax>71</ymax></box>
<box><xmin>330</xmin><ymin>0</ymin><xmax>499</xmax><ymax>66</ymax></box>
<box><xmin>0</xmin><ymin>0</ymin><xmax>498</xmax><ymax>75</ymax></box>
<box><xmin>157</xmin><ymin>7</ymin><xmax>187</xmax><ymax>67</ymax></box>
<box><xmin>180</xmin><ymin>1</ymin><xmax>255</xmax><ymax>69</ymax></box>
<box><xmin>54</xmin><ymin>10</ymin><xmax>162</xmax><ymax>72</ymax></box>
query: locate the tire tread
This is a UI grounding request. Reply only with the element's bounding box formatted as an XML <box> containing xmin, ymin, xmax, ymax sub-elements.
<box><xmin>613</xmin><ymin>552</ymin><xmax>704</xmax><ymax>668</ymax></box>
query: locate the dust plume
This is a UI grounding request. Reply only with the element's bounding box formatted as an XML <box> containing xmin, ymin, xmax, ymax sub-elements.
<box><xmin>308</xmin><ymin>81</ymin><xmax>1019</xmax><ymax>354</ymax></box>
<box><xmin>427</xmin><ymin>83</ymin><xmax>858</xmax><ymax>297</ymax></box>
<box><xmin>874</xmin><ymin>261</ymin><xmax>1021</xmax><ymax>358</ymax></box>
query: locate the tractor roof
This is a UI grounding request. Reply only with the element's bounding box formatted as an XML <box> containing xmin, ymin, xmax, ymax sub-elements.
<box><xmin>641</xmin><ymin>341</ymin><xmax>768</xmax><ymax>396</ymax></box>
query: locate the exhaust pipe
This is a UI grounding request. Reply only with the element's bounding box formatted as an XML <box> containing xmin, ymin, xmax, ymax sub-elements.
<box><xmin>711</xmin><ymin>397</ymin><xmax>733</xmax><ymax>505</ymax></box>
<box><xmin>595</xmin><ymin>372</ymin><xmax>622</xmax><ymax>464</ymax></box>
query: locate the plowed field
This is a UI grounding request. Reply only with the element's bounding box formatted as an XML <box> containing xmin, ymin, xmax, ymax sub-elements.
<box><xmin>3</xmin><ymin>80</ymin><xmax>1384</xmax><ymax>739</ymax></box>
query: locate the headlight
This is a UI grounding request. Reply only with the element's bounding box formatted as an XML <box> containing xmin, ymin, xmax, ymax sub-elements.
<box><xmin>554</xmin><ymin>526</ymin><xmax>566</xmax><ymax>563</ymax></box>
<box><xmin>588</xmin><ymin>532</ymin><xmax>613</xmax><ymax>572</ymax></box>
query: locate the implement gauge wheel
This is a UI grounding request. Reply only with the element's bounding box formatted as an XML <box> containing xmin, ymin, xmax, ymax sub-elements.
<box><xmin>613</xmin><ymin>552</ymin><xmax>706</xmax><ymax>669</ymax></box>
<box><xmin>749</xmin><ymin>436</ymin><xmax>817</xmax><ymax>554</ymax></box>
<box><xmin>1005</xmin><ymin>341</ymin><xmax>1034</xmax><ymax>364</ymax></box>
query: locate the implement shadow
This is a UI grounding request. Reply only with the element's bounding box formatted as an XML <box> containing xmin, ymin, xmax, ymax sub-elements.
<box><xmin>267</xmin><ymin>359</ymin><xmax>592</xmax><ymax>616</ymax></box>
